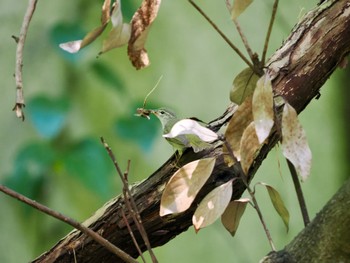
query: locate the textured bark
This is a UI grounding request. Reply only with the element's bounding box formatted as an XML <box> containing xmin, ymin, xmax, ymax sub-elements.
<box><xmin>260</xmin><ymin>178</ymin><xmax>350</xmax><ymax>263</ymax></box>
<box><xmin>32</xmin><ymin>0</ymin><xmax>350</xmax><ymax>262</ymax></box>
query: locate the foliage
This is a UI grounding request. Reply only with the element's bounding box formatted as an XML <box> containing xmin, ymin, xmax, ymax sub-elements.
<box><xmin>0</xmin><ymin>0</ymin><xmax>344</xmax><ymax>262</ymax></box>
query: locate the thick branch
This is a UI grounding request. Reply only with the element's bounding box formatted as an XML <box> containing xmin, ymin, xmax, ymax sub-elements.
<box><xmin>32</xmin><ymin>1</ymin><xmax>350</xmax><ymax>262</ymax></box>
<box><xmin>260</xmin><ymin>178</ymin><xmax>350</xmax><ymax>263</ymax></box>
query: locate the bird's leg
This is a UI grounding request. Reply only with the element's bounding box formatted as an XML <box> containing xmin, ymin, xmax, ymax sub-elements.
<box><xmin>173</xmin><ymin>150</ymin><xmax>183</xmax><ymax>169</ymax></box>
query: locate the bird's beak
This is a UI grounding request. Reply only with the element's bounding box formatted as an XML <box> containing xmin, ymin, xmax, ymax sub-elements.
<box><xmin>150</xmin><ymin>110</ymin><xmax>157</xmax><ymax>115</ymax></box>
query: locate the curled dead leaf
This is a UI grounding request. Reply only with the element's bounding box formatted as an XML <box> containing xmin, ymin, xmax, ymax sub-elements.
<box><xmin>60</xmin><ymin>0</ymin><xmax>112</xmax><ymax>53</ymax></box>
<box><xmin>128</xmin><ymin>0</ymin><xmax>161</xmax><ymax>69</ymax></box>
<box><xmin>100</xmin><ymin>0</ymin><xmax>131</xmax><ymax>54</ymax></box>
<box><xmin>223</xmin><ymin>96</ymin><xmax>253</xmax><ymax>166</ymax></box>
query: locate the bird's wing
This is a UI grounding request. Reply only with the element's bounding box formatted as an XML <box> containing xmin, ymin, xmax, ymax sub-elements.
<box><xmin>185</xmin><ymin>134</ymin><xmax>212</xmax><ymax>153</ymax></box>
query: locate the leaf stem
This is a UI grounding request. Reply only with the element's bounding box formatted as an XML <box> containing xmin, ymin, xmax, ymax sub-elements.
<box><xmin>233</xmin><ymin>19</ymin><xmax>255</xmax><ymax>63</ymax></box>
<box><xmin>246</xmin><ymin>186</ymin><xmax>276</xmax><ymax>251</ymax></box>
<box><xmin>286</xmin><ymin>159</ymin><xmax>310</xmax><ymax>226</ymax></box>
<box><xmin>223</xmin><ymin>138</ymin><xmax>276</xmax><ymax>251</ymax></box>
<box><xmin>121</xmin><ymin>209</ymin><xmax>146</xmax><ymax>263</ymax></box>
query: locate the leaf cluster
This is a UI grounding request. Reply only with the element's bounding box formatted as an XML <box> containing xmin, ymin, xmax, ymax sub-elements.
<box><xmin>159</xmin><ymin>73</ymin><xmax>311</xmax><ymax>237</ymax></box>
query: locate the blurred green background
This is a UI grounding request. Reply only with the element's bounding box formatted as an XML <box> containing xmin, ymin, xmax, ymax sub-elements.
<box><xmin>0</xmin><ymin>0</ymin><xmax>347</xmax><ymax>262</ymax></box>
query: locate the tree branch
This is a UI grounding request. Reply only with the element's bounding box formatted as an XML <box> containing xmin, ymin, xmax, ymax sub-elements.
<box><xmin>0</xmin><ymin>184</ymin><xmax>137</xmax><ymax>263</ymax></box>
<box><xmin>31</xmin><ymin>0</ymin><xmax>350</xmax><ymax>262</ymax></box>
<box><xmin>260</xmin><ymin>178</ymin><xmax>350</xmax><ymax>263</ymax></box>
<box><xmin>13</xmin><ymin>0</ymin><xmax>38</xmax><ymax>121</ymax></box>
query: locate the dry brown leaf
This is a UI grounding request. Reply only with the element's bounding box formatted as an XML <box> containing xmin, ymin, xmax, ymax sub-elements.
<box><xmin>221</xmin><ymin>198</ymin><xmax>249</xmax><ymax>236</ymax></box>
<box><xmin>193</xmin><ymin>180</ymin><xmax>233</xmax><ymax>232</ymax></box>
<box><xmin>240</xmin><ymin>122</ymin><xmax>261</xmax><ymax>175</ymax></box>
<box><xmin>281</xmin><ymin>103</ymin><xmax>312</xmax><ymax>181</ymax></box>
<box><xmin>128</xmin><ymin>0</ymin><xmax>161</xmax><ymax>69</ymax></box>
<box><xmin>252</xmin><ymin>74</ymin><xmax>274</xmax><ymax>144</ymax></box>
<box><xmin>231</xmin><ymin>0</ymin><xmax>253</xmax><ymax>20</ymax></box>
<box><xmin>224</xmin><ymin>96</ymin><xmax>253</xmax><ymax>166</ymax></box>
<box><xmin>160</xmin><ymin>158</ymin><xmax>216</xmax><ymax>216</ymax></box>
<box><xmin>60</xmin><ymin>0</ymin><xmax>112</xmax><ymax>53</ymax></box>
<box><xmin>100</xmin><ymin>0</ymin><xmax>131</xmax><ymax>54</ymax></box>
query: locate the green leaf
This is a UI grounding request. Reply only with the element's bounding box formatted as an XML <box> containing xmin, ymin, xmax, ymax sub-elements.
<box><xmin>115</xmin><ymin>115</ymin><xmax>159</xmax><ymax>152</ymax></box>
<box><xmin>160</xmin><ymin>158</ymin><xmax>216</xmax><ymax>216</ymax></box>
<box><xmin>230</xmin><ymin>0</ymin><xmax>253</xmax><ymax>20</ymax></box>
<box><xmin>91</xmin><ymin>62</ymin><xmax>125</xmax><ymax>93</ymax></box>
<box><xmin>121</xmin><ymin>0</ymin><xmax>137</xmax><ymax>21</ymax></box>
<box><xmin>252</xmin><ymin>74</ymin><xmax>274</xmax><ymax>143</ymax></box>
<box><xmin>62</xmin><ymin>138</ymin><xmax>114</xmax><ymax>199</ymax></box>
<box><xmin>4</xmin><ymin>143</ymin><xmax>55</xmax><ymax>200</ymax></box>
<box><xmin>230</xmin><ymin>68</ymin><xmax>259</xmax><ymax>105</ymax></box>
<box><xmin>221</xmin><ymin>198</ymin><xmax>249</xmax><ymax>236</ymax></box>
<box><xmin>281</xmin><ymin>103</ymin><xmax>312</xmax><ymax>181</ymax></box>
<box><xmin>27</xmin><ymin>96</ymin><xmax>69</xmax><ymax>139</ymax></box>
<box><xmin>193</xmin><ymin>180</ymin><xmax>233</xmax><ymax>232</ymax></box>
<box><xmin>260</xmin><ymin>182</ymin><xmax>290</xmax><ymax>232</ymax></box>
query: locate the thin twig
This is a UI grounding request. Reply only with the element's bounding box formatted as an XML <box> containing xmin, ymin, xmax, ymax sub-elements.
<box><xmin>122</xmin><ymin>160</ymin><xmax>147</xmax><ymax>263</ymax></box>
<box><xmin>101</xmin><ymin>137</ymin><xmax>158</xmax><ymax>263</ymax></box>
<box><xmin>121</xmin><ymin>209</ymin><xmax>146</xmax><ymax>263</ymax></box>
<box><xmin>233</xmin><ymin>19</ymin><xmax>255</xmax><ymax>62</ymax></box>
<box><xmin>262</xmin><ymin>0</ymin><xmax>279</xmax><ymax>64</ymax></box>
<box><xmin>188</xmin><ymin>0</ymin><xmax>256</xmax><ymax>73</ymax></box>
<box><xmin>13</xmin><ymin>0</ymin><xmax>38</xmax><ymax>121</ymax></box>
<box><xmin>286</xmin><ymin>159</ymin><xmax>310</xmax><ymax>226</ymax></box>
<box><xmin>223</xmin><ymin>138</ymin><xmax>276</xmax><ymax>251</ymax></box>
<box><xmin>0</xmin><ymin>184</ymin><xmax>138</xmax><ymax>263</ymax></box>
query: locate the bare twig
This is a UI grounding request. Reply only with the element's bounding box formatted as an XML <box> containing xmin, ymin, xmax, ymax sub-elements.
<box><xmin>101</xmin><ymin>137</ymin><xmax>158</xmax><ymax>263</ymax></box>
<box><xmin>13</xmin><ymin>0</ymin><xmax>39</xmax><ymax>121</ymax></box>
<box><xmin>223</xmin><ymin>138</ymin><xmax>276</xmax><ymax>251</ymax></box>
<box><xmin>225</xmin><ymin>0</ymin><xmax>231</xmax><ymax>11</ymax></box>
<box><xmin>286</xmin><ymin>159</ymin><xmax>310</xmax><ymax>226</ymax></box>
<box><xmin>262</xmin><ymin>0</ymin><xmax>279</xmax><ymax>64</ymax></box>
<box><xmin>188</xmin><ymin>0</ymin><xmax>257</xmax><ymax>74</ymax></box>
<box><xmin>233</xmin><ymin>19</ymin><xmax>255</xmax><ymax>62</ymax></box>
<box><xmin>0</xmin><ymin>184</ymin><xmax>138</xmax><ymax>263</ymax></box>
<box><xmin>122</xmin><ymin>159</ymin><xmax>147</xmax><ymax>263</ymax></box>
<box><xmin>121</xmin><ymin>209</ymin><xmax>146</xmax><ymax>263</ymax></box>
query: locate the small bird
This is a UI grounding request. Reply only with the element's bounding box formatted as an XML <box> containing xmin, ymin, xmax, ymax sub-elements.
<box><xmin>151</xmin><ymin>108</ymin><xmax>214</xmax><ymax>155</ymax></box>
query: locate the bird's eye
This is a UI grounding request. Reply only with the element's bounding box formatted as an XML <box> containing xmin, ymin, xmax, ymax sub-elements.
<box><xmin>159</xmin><ymin>110</ymin><xmax>165</xmax><ymax>114</ymax></box>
